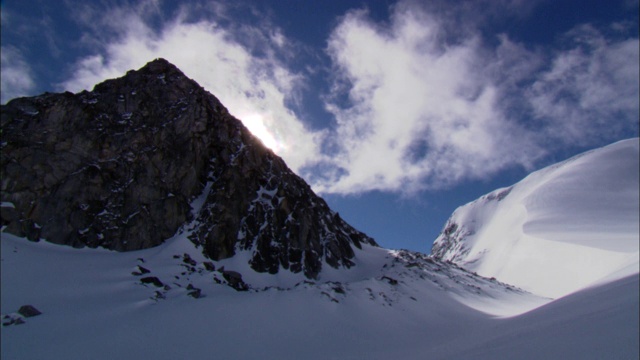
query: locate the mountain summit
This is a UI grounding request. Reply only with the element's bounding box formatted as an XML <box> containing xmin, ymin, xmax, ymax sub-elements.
<box><xmin>0</xmin><ymin>58</ymin><xmax>376</xmax><ymax>279</ymax></box>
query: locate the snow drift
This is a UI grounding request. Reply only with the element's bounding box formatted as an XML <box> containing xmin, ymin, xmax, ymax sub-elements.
<box><xmin>432</xmin><ymin>138</ymin><xmax>640</xmax><ymax>298</ymax></box>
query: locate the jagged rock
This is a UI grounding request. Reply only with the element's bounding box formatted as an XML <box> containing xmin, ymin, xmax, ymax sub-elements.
<box><xmin>321</xmin><ymin>292</ymin><xmax>339</xmax><ymax>303</ymax></box>
<box><xmin>221</xmin><ymin>270</ymin><xmax>249</xmax><ymax>291</ymax></box>
<box><xmin>2</xmin><ymin>318</ymin><xmax>14</xmax><ymax>327</ymax></box>
<box><xmin>182</xmin><ymin>253</ymin><xmax>197</xmax><ymax>266</ymax></box>
<box><xmin>2</xmin><ymin>314</ymin><xmax>27</xmax><ymax>326</ymax></box>
<box><xmin>202</xmin><ymin>261</ymin><xmax>215</xmax><ymax>271</ymax></box>
<box><xmin>332</xmin><ymin>283</ymin><xmax>346</xmax><ymax>294</ymax></box>
<box><xmin>430</xmin><ymin>221</ymin><xmax>471</xmax><ymax>261</ymax></box>
<box><xmin>187</xmin><ymin>287</ymin><xmax>202</xmax><ymax>298</ymax></box>
<box><xmin>1</xmin><ymin>58</ymin><xmax>377</xmax><ymax>279</ymax></box>
<box><xmin>18</xmin><ymin>305</ymin><xmax>42</xmax><ymax>317</ymax></box>
<box><xmin>381</xmin><ymin>276</ymin><xmax>398</xmax><ymax>285</ymax></box>
<box><xmin>152</xmin><ymin>291</ymin><xmax>166</xmax><ymax>300</ymax></box>
<box><xmin>131</xmin><ymin>265</ymin><xmax>151</xmax><ymax>276</ymax></box>
<box><xmin>140</xmin><ymin>276</ymin><xmax>164</xmax><ymax>287</ymax></box>
<box><xmin>430</xmin><ymin>188</ymin><xmax>511</xmax><ymax>262</ymax></box>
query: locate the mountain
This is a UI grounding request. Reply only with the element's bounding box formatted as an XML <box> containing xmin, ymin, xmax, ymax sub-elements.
<box><xmin>431</xmin><ymin>138</ymin><xmax>640</xmax><ymax>298</ymax></box>
<box><xmin>1</xmin><ymin>61</ymin><xmax>637</xmax><ymax>359</ymax></box>
<box><xmin>0</xmin><ymin>58</ymin><xmax>375</xmax><ymax>279</ymax></box>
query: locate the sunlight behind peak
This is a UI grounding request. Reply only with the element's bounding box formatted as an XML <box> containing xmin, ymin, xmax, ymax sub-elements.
<box><xmin>240</xmin><ymin>113</ymin><xmax>285</xmax><ymax>153</ymax></box>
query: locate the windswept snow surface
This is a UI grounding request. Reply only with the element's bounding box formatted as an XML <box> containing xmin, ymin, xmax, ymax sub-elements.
<box><xmin>433</xmin><ymin>138</ymin><xmax>640</xmax><ymax>298</ymax></box>
<box><xmin>2</xmin><ymin>229</ymin><xmax>638</xmax><ymax>359</ymax></box>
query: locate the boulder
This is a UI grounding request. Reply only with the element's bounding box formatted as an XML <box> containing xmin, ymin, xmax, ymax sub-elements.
<box><xmin>18</xmin><ymin>305</ymin><xmax>42</xmax><ymax>317</ymax></box>
<box><xmin>140</xmin><ymin>276</ymin><xmax>164</xmax><ymax>287</ymax></box>
<box><xmin>131</xmin><ymin>265</ymin><xmax>151</xmax><ymax>276</ymax></box>
<box><xmin>222</xmin><ymin>270</ymin><xmax>249</xmax><ymax>291</ymax></box>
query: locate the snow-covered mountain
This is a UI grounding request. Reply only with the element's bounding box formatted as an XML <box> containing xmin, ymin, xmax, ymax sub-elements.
<box><xmin>1</xmin><ymin>60</ymin><xmax>638</xmax><ymax>359</ymax></box>
<box><xmin>432</xmin><ymin>138</ymin><xmax>640</xmax><ymax>298</ymax></box>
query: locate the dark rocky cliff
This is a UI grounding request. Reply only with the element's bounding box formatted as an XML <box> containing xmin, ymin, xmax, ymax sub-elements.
<box><xmin>0</xmin><ymin>58</ymin><xmax>376</xmax><ymax>278</ymax></box>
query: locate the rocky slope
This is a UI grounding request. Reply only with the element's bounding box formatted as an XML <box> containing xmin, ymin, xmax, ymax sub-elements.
<box><xmin>0</xmin><ymin>58</ymin><xmax>376</xmax><ymax>279</ymax></box>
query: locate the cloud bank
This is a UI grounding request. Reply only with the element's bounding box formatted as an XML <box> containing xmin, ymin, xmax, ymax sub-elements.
<box><xmin>52</xmin><ymin>1</ymin><xmax>640</xmax><ymax>195</ymax></box>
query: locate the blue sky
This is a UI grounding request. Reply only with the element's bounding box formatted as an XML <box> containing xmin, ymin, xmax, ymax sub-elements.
<box><xmin>1</xmin><ymin>0</ymin><xmax>638</xmax><ymax>253</ymax></box>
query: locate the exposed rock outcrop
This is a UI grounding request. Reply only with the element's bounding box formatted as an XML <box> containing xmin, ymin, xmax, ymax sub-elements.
<box><xmin>17</xmin><ymin>305</ymin><xmax>42</xmax><ymax>318</ymax></box>
<box><xmin>1</xmin><ymin>58</ymin><xmax>376</xmax><ymax>279</ymax></box>
<box><xmin>430</xmin><ymin>187</ymin><xmax>512</xmax><ymax>262</ymax></box>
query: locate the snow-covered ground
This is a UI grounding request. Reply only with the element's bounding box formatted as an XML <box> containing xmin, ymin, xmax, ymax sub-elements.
<box><xmin>433</xmin><ymin>138</ymin><xmax>639</xmax><ymax>299</ymax></box>
<box><xmin>2</xmin><ymin>229</ymin><xmax>637</xmax><ymax>359</ymax></box>
<box><xmin>2</xmin><ymin>139</ymin><xmax>639</xmax><ymax>359</ymax></box>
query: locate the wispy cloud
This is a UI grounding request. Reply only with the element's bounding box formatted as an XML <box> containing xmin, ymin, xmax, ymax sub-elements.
<box><xmin>1</xmin><ymin>46</ymin><xmax>36</xmax><ymax>104</ymax></box>
<box><xmin>527</xmin><ymin>25</ymin><xmax>640</xmax><ymax>145</ymax></box>
<box><xmin>310</xmin><ymin>3</ymin><xmax>639</xmax><ymax>194</ymax></box>
<box><xmin>313</xmin><ymin>7</ymin><xmax>542</xmax><ymax>194</ymax></box>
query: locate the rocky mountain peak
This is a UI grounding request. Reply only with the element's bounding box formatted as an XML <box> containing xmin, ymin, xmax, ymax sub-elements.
<box><xmin>1</xmin><ymin>58</ymin><xmax>376</xmax><ymax>279</ymax></box>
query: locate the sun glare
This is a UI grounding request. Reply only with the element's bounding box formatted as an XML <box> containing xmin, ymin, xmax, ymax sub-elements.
<box><xmin>241</xmin><ymin>114</ymin><xmax>283</xmax><ymax>152</ymax></box>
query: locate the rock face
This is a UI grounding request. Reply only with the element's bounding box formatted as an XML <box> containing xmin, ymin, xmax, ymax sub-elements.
<box><xmin>1</xmin><ymin>58</ymin><xmax>376</xmax><ymax>279</ymax></box>
<box><xmin>430</xmin><ymin>187</ymin><xmax>512</xmax><ymax>262</ymax></box>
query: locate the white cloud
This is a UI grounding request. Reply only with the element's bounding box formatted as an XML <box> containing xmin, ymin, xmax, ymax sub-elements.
<box><xmin>314</xmin><ymin>8</ymin><xmax>542</xmax><ymax>194</ymax></box>
<box><xmin>311</xmin><ymin>5</ymin><xmax>639</xmax><ymax>195</ymax></box>
<box><xmin>1</xmin><ymin>46</ymin><xmax>36</xmax><ymax>104</ymax></box>
<box><xmin>527</xmin><ymin>25</ymin><xmax>640</xmax><ymax>144</ymax></box>
<box><xmin>61</xmin><ymin>1</ymin><xmax>325</xmax><ymax>173</ymax></box>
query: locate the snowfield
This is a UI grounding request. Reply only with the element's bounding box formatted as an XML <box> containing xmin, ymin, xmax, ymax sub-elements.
<box><xmin>2</xmin><ymin>139</ymin><xmax>639</xmax><ymax>359</ymax></box>
<box><xmin>2</xmin><ymin>234</ymin><xmax>638</xmax><ymax>359</ymax></box>
<box><xmin>2</xmin><ymin>231</ymin><xmax>637</xmax><ymax>360</ymax></box>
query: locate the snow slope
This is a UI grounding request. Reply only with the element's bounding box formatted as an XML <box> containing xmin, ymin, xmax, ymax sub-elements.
<box><xmin>0</xmin><ymin>231</ymin><xmax>535</xmax><ymax>359</ymax></box>
<box><xmin>432</xmin><ymin>138</ymin><xmax>640</xmax><ymax>298</ymax></box>
<box><xmin>2</xmin><ymin>230</ymin><xmax>637</xmax><ymax>359</ymax></box>
<box><xmin>427</xmin><ymin>273</ymin><xmax>639</xmax><ymax>360</ymax></box>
